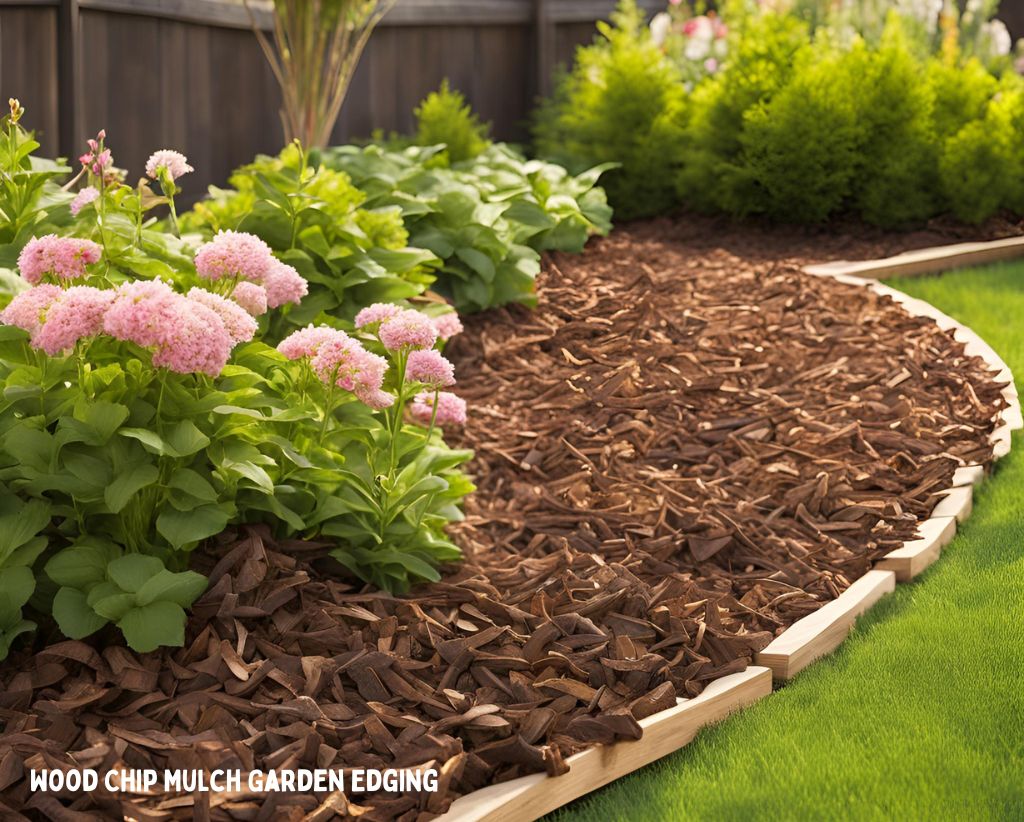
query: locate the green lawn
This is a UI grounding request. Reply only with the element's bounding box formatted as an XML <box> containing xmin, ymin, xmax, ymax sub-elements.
<box><xmin>551</xmin><ymin>263</ymin><xmax>1024</xmax><ymax>822</ymax></box>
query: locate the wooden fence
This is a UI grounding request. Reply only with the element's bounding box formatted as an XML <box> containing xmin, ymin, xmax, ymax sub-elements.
<box><xmin>1</xmin><ymin>0</ymin><xmax>1023</xmax><ymax>198</ymax></box>
<box><xmin>0</xmin><ymin>0</ymin><xmax>661</xmax><ymax>198</ymax></box>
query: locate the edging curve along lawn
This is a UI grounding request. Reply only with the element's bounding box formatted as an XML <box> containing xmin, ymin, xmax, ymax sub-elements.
<box><xmin>549</xmin><ymin>262</ymin><xmax>1024</xmax><ymax>822</ymax></box>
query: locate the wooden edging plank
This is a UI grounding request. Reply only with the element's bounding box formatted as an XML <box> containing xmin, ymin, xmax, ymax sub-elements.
<box><xmin>441</xmin><ymin>667</ymin><xmax>772</xmax><ymax>822</ymax></box>
<box><xmin>877</xmin><ymin>516</ymin><xmax>957</xmax><ymax>582</ymax></box>
<box><xmin>803</xmin><ymin>236</ymin><xmax>1024</xmax><ymax>281</ymax></box>
<box><xmin>754</xmin><ymin>570</ymin><xmax>896</xmax><ymax>681</ymax></box>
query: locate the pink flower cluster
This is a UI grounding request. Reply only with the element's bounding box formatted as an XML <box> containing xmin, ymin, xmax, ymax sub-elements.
<box><xmin>145</xmin><ymin>149</ymin><xmax>193</xmax><ymax>182</ymax></box>
<box><xmin>17</xmin><ymin>235</ymin><xmax>102</xmax><ymax>284</ymax></box>
<box><xmin>193</xmin><ymin>231</ymin><xmax>307</xmax><ymax>310</ymax></box>
<box><xmin>278</xmin><ymin>325</ymin><xmax>393</xmax><ymax>409</ymax></box>
<box><xmin>32</xmin><ymin>286</ymin><xmax>114</xmax><ymax>355</ymax></box>
<box><xmin>104</xmin><ymin>279</ymin><xmax>246</xmax><ymax>376</ymax></box>
<box><xmin>411</xmin><ymin>391</ymin><xmax>467</xmax><ymax>427</ymax></box>
<box><xmin>406</xmin><ymin>349</ymin><xmax>455</xmax><ymax>389</ymax></box>
<box><xmin>79</xmin><ymin>131</ymin><xmax>112</xmax><ymax>177</ymax></box>
<box><xmin>70</xmin><ymin>186</ymin><xmax>100</xmax><ymax>217</ymax></box>
<box><xmin>433</xmin><ymin>311</ymin><xmax>463</xmax><ymax>341</ymax></box>
<box><xmin>231</xmin><ymin>281</ymin><xmax>269</xmax><ymax>317</ymax></box>
<box><xmin>356</xmin><ymin>303</ymin><xmax>462</xmax><ymax>345</ymax></box>
<box><xmin>378</xmin><ymin>309</ymin><xmax>438</xmax><ymax>351</ymax></box>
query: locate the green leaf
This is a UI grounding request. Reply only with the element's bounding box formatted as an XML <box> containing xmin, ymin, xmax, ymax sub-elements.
<box><xmin>106</xmin><ymin>554</ymin><xmax>165</xmax><ymax>593</ymax></box>
<box><xmin>52</xmin><ymin>587</ymin><xmax>109</xmax><ymax>639</ymax></box>
<box><xmin>118</xmin><ymin>601</ymin><xmax>187</xmax><ymax>652</ymax></box>
<box><xmin>168</xmin><ymin>468</ymin><xmax>219</xmax><ymax>503</ymax></box>
<box><xmin>104</xmin><ymin>463</ymin><xmax>160</xmax><ymax>513</ymax></box>
<box><xmin>45</xmin><ymin>539</ymin><xmax>122</xmax><ymax>588</ymax></box>
<box><xmin>135</xmin><ymin>569</ymin><xmax>207</xmax><ymax>608</ymax></box>
<box><xmin>0</xmin><ymin>499</ymin><xmax>50</xmax><ymax>565</ymax></box>
<box><xmin>164</xmin><ymin>420</ymin><xmax>211</xmax><ymax>457</ymax></box>
<box><xmin>90</xmin><ymin>591</ymin><xmax>136</xmax><ymax>621</ymax></box>
<box><xmin>119</xmin><ymin>428</ymin><xmax>168</xmax><ymax>455</ymax></box>
<box><xmin>0</xmin><ymin>566</ymin><xmax>35</xmax><ymax>623</ymax></box>
<box><xmin>156</xmin><ymin>505</ymin><xmax>229</xmax><ymax>550</ymax></box>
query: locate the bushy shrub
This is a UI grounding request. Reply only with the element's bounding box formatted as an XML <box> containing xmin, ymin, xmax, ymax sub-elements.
<box><xmin>939</xmin><ymin>78</ymin><xmax>1024</xmax><ymax>223</ymax></box>
<box><xmin>0</xmin><ymin>111</ymin><xmax>475</xmax><ymax>658</ymax></box>
<box><xmin>323</xmin><ymin>142</ymin><xmax>612</xmax><ymax>311</ymax></box>
<box><xmin>181</xmin><ymin>144</ymin><xmax>440</xmax><ymax>335</ymax></box>
<box><xmin>533</xmin><ymin>0</ymin><xmax>688</xmax><ymax>219</ymax></box>
<box><xmin>414</xmin><ymin>80</ymin><xmax>491</xmax><ymax>164</ymax></box>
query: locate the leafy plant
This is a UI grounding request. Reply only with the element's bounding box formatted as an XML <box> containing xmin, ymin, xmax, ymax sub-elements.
<box><xmin>322</xmin><ymin>142</ymin><xmax>612</xmax><ymax>311</ymax></box>
<box><xmin>181</xmin><ymin>143</ymin><xmax>441</xmax><ymax>336</ymax></box>
<box><xmin>534</xmin><ymin>0</ymin><xmax>689</xmax><ymax>219</ymax></box>
<box><xmin>415</xmin><ymin>80</ymin><xmax>492</xmax><ymax>164</ymax></box>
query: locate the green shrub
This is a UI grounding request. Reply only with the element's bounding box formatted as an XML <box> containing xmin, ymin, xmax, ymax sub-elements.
<box><xmin>414</xmin><ymin>80</ymin><xmax>491</xmax><ymax>164</ymax></box>
<box><xmin>739</xmin><ymin>43</ymin><xmax>861</xmax><ymax>222</ymax></box>
<box><xmin>676</xmin><ymin>10</ymin><xmax>808</xmax><ymax>215</ymax></box>
<box><xmin>533</xmin><ymin>0</ymin><xmax>688</xmax><ymax>219</ymax></box>
<box><xmin>939</xmin><ymin>79</ymin><xmax>1024</xmax><ymax>223</ymax></box>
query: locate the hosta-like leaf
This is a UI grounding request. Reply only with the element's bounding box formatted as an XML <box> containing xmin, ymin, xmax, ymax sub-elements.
<box><xmin>117</xmin><ymin>601</ymin><xmax>188</xmax><ymax>652</ymax></box>
<box><xmin>52</xmin><ymin>587</ymin><xmax>109</xmax><ymax>639</ymax></box>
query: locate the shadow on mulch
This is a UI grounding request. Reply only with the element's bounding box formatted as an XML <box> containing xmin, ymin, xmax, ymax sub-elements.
<box><xmin>0</xmin><ymin>217</ymin><xmax>1010</xmax><ymax>820</ymax></box>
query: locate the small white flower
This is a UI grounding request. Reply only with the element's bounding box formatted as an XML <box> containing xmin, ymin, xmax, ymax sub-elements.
<box><xmin>650</xmin><ymin>12</ymin><xmax>671</xmax><ymax>47</ymax></box>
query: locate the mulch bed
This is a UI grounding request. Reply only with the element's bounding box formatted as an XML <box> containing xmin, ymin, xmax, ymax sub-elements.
<box><xmin>0</xmin><ymin>220</ymin><xmax>1010</xmax><ymax>821</ymax></box>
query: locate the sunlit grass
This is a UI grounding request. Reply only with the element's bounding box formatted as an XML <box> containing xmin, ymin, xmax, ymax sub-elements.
<box><xmin>550</xmin><ymin>263</ymin><xmax>1024</xmax><ymax>821</ymax></box>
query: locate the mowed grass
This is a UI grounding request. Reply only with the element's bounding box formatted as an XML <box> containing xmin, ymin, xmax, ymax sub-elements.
<box><xmin>550</xmin><ymin>263</ymin><xmax>1024</xmax><ymax>822</ymax></box>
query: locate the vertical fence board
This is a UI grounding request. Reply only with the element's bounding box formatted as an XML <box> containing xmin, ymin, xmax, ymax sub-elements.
<box><xmin>0</xmin><ymin>6</ymin><xmax>60</xmax><ymax>155</ymax></box>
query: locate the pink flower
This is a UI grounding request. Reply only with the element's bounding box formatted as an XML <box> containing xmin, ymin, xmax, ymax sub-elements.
<box><xmin>704</xmin><ymin>57</ymin><xmax>719</xmax><ymax>73</ymax></box>
<box><xmin>70</xmin><ymin>187</ymin><xmax>100</xmax><ymax>216</ymax></box>
<box><xmin>151</xmin><ymin>299</ymin><xmax>232</xmax><ymax>377</ymax></box>
<box><xmin>354</xmin><ymin>302</ymin><xmax>402</xmax><ymax>329</ymax></box>
<box><xmin>356</xmin><ymin>387</ymin><xmax>396</xmax><ymax>410</ymax></box>
<box><xmin>311</xmin><ymin>333</ymin><xmax>389</xmax><ymax>396</ymax></box>
<box><xmin>277</xmin><ymin>325</ymin><xmax>344</xmax><ymax>360</ymax></box>
<box><xmin>103</xmin><ymin>279</ymin><xmax>181</xmax><ymax>348</ymax></box>
<box><xmin>17</xmin><ymin>235</ymin><xmax>102</xmax><ymax>284</ymax></box>
<box><xmin>406</xmin><ymin>349</ymin><xmax>455</xmax><ymax>388</ymax></box>
<box><xmin>0</xmin><ymin>285</ymin><xmax>63</xmax><ymax>336</ymax></box>
<box><xmin>187</xmin><ymin>287</ymin><xmax>257</xmax><ymax>344</ymax></box>
<box><xmin>263</xmin><ymin>259</ymin><xmax>308</xmax><ymax>308</ymax></box>
<box><xmin>145</xmin><ymin>149</ymin><xmax>193</xmax><ymax>181</ymax></box>
<box><xmin>378</xmin><ymin>309</ymin><xmax>437</xmax><ymax>351</ymax></box>
<box><xmin>410</xmin><ymin>391</ymin><xmax>467</xmax><ymax>427</ymax></box>
<box><xmin>32</xmin><ymin>286</ymin><xmax>113</xmax><ymax>355</ymax></box>
<box><xmin>231</xmin><ymin>282</ymin><xmax>269</xmax><ymax>316</ymax></box>
<box><xmin>194</xmin><ymin>230</ymin><xmax>275</xmax><ymax>283</ymax></box>
<box><xmin>433</xmin><ymin>311</ymin><xmax>463</xmax><ymax>341</ymax></box>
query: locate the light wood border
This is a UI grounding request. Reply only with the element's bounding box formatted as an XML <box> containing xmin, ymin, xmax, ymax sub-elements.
<box><xmin>876</xmin><ymin>516</ymin><xmax>957</xmax><ymax>582</ymax></box>
<box><xmin>442</xmin><ymin>667</ymin><xmax>772</xmax><ymax>822</ymax></box>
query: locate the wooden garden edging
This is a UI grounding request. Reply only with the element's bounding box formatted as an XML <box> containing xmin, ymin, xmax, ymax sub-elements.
<box><xmin>436</xmin><ymin>239</ymin><xmax>1020</xmax><ymax>821</ymax></box>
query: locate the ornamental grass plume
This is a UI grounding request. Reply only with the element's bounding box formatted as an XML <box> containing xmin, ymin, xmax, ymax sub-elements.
<box><xmin>231</xmin><ymin>282</ymin><xmax>269</xmax><ymax>316</ymax></box>
<box><xmin>263</xmin><ymin>259</ymin><xmax>309</xmax><ymax>308</ymax></box>
<box><xmin>194</xmin><ymin>230</ymin><xmax>276</xmax><ymax>283</ymax></box>
<box><xmin>410</xmin><ymin>391</ymin><xmax>467</xmax><ymax>426</ymax></box>
<box><xmin>405</xmin><ymin>348</ymin><xmax>455</xmax><ymax>388</ymax></box>
<box><xmin>145</xmin><ymin>149</ymin><xmax>194</xmax><ymax>181</ymax></box>
<box><xmin>378</xmin><ymin>308</ymin><xmax>438</xmax><ymax>351</ymax></box>
<box><xmin>187</xmin><ymin>287</ymin><xmax>259</xmax><ymax>344</ymax></box>
<box><xmin>32</xmin><ymin>286</ymin><xmax>114</xmax><ymax>355</ymax></box>
<box><xmin>17</xmin><ymin>235</ymin><xmax>102</xmax><ymax>284</ymax></box>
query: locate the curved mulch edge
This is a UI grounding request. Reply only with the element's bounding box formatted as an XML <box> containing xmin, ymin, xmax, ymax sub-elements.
<box><xmin>438</xmin><ymin>258</ymin><xmax>1021</xmax><ymax>822</ymax></box>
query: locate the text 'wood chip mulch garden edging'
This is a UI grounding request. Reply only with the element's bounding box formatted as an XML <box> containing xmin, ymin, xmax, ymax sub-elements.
<box><xmin>0</xmin><ymin>224</ymin><xmax>1012</xmax><ymax>821</ymax></box>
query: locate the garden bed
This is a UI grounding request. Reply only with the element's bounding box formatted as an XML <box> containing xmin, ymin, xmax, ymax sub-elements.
<box><xmin>0</xmin><ymin>220</ymin><xmax>1010</xmax><ymax>821</ymax></box>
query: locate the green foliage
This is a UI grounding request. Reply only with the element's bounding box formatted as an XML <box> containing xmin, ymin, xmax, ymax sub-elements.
<box><xmin>322</xmin><ymin>142</ymin><xmax>612</xmax><ymax>312</ymax></box>
<box><xmin>181</xmin><ymin>143</ymin><xmax>440</xmax><ymax>335</ymax></box>
<box><xmin>534</xmin><ymin>0</ymin><xmax>688</xmax><ymax>219</ymax></box>
<box><xmin>414</xmin><ymin>80</ymin><xmax>491</xmax><ymax>164</ymax></box>
<box><xmin>539</xmin><ymin>1</ymin><xmax>1024</xmax><ymax>226</ymax></box>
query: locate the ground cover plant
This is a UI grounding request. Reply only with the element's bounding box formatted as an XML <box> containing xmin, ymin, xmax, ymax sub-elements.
<box><xmin>0</xmin><ymin>105</ymin><xmax>474</xmax><ymax>660</ymax></box>
<box><xmin>552</xmin><ymin>261</ymin><xmax>1024</xmax><ymax>822</ymax></box>
<box><xmin>0</xmin><ymin>222</ymin><xmax>1010</xmax><ymax>820</ymax></box>
<box><xmin>536</xmin><ymin>0</ymin><xmax>1024</xmax><ymax>225</ymax></box>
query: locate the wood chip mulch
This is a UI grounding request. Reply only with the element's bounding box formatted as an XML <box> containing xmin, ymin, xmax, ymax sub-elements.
<box><xmin>0</xmin><ymin>224</ymin><xmax>1009</xmax><ymax>821</ymax></box>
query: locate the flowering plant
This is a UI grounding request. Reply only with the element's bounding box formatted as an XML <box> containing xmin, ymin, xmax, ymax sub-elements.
<box><xmin>650</xmin><ymin>2</ymin><xmax>729</xmax><ymax>86</ymax></box>
<box><xmin>272</xmin><ymin>303</ymin><xmax>472</xmax><ymax>592</ymax></box>
<box><xmin>181</xmin><ymin>143</ymin><xmax>440</xmax><ymax>337</ymax></box>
